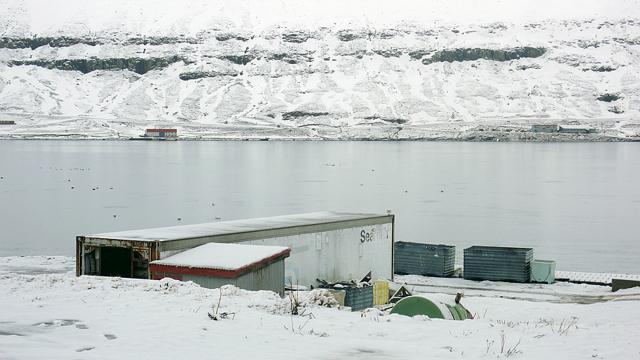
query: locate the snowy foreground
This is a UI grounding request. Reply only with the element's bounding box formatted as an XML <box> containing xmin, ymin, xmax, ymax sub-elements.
<box><xmin>1</xmin><ymin>256</ymin><xmax>640</xmax><ymax>359</ymax></box>
<box><xmin>1</xmin><ymin>0</ymin><xmax>640</xmax><ymax>140</ymax></box>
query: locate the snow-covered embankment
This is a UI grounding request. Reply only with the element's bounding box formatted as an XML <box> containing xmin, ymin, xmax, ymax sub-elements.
<box><xmin>1</xmin><ymin>256</ymin><xmax>640</xmax><ymax>359</ymax></box>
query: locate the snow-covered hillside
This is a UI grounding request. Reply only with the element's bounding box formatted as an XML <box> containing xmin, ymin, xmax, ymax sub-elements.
<box><xmin>1</xmin><ymin>0</ymin><xmax>639</xmax><ymax>140</ymax></box>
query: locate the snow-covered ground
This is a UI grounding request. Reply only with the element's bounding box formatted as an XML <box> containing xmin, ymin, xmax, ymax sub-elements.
<box><xmin>1</xmin><ymin>256</ymin><xmax>639</xmax><ymax>359</ymax></box>
<box><xmin>1</xmin><ymin>0</ymin><xmax>639</xmax><ymax>140</ymax></box>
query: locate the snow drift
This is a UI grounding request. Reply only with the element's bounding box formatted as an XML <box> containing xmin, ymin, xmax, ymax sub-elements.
<box><xmin>2</xmin><ymin>256</ymin><xmax>640</xmax><ymax>359</ymax></box>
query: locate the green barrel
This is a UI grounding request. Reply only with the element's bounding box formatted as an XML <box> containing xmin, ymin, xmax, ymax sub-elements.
<box><xmin>446</xmin><ymin>303</ymin><xmax>470</xmax><ymax>320</ymax></box>
<box><xmin>390</xmin><ymin>295</ymin><xmax>470</xmax><ymax>320</ymax></box>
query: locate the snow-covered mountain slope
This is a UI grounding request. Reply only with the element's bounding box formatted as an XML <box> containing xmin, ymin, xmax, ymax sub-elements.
<box><xmin>1</xmin><ymin>0</ymin><xmax>639</xmax><ymax>140</ymax></box>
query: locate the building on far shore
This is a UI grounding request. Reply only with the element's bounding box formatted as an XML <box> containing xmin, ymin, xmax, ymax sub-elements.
<box><xmin>144</xmin><ymin>128</ymin><xmax>178</xmax><ymax>140</ymax></box>
<box><xmin>530</xmin><ymin>124</ymin><xmax>596</xmax><ymax>134</ymax></box>
<box><xmin>558</xmin><ymin>125</ymin><xmax>596</xmax><ymax>134</ymax></box>
<box><xmin>530</xmin><ymin>124</ymin><xmax>559</xmax><ymax>133</ymax></box>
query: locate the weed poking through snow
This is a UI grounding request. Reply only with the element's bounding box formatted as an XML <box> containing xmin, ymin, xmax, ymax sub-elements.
<box><xmin>208</xmin><ymin>290</ymin><xmax>235</xmax><ymax>320</ymax></box>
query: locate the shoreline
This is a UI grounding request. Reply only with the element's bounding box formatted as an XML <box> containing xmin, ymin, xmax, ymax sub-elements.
<box><xmin>1</xmin><ymin>114</ymin><xmax>638</xmax><ymax>142</ymax></box>
<box><xmin>1</xmin><ymin>134</ymin><xmax>637</xmax><ymax>142</ymax></box>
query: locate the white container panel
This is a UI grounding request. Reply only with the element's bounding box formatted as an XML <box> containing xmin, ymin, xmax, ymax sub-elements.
<box><xmin>244</xmin><ymin>223</ymin><xmax>392</xmax><ymax>288</ymax></box>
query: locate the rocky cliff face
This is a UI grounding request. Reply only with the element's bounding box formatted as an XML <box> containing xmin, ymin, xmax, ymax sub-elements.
<box><xmin>0</xmin><ymin>1</ymin><xmax>639</xmax><ymax>139</ymax></box>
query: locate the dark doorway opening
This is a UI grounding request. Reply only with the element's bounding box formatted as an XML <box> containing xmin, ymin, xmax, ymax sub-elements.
<box><xmin>100</xmin><ymin>247</ymin><xmax>132</xmax><ymax>277</ymax></box>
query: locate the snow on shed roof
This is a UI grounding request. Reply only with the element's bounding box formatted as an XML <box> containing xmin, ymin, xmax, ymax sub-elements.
<box><xmin>85</xmin><ymin>211</ymin><xmax>391</xmax><ymax>242</ymax></box>
<box><xmin>150</xmin><ymin>242</ymin><xmax>290</xmax><ymax>271</ymax></box>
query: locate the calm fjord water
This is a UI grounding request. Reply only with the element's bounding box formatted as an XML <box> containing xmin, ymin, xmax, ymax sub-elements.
<box><xmin>0</xmin><ymin>141</ymin><xmax>638</xmax><ymax>274</ymax></box>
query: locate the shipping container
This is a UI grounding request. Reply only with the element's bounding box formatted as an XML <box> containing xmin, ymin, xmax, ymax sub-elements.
<box><xmin>530</xmin><ymin>259</ymin><xmax>556</xmax><ymax>284</ymax></box>
<box><xmin>76</xmin><ymin>211</ymin><xmax>394</xmax><ymax>288</ymax></box>
<box><xmin>344</xmin><ymin>286</ymin><xmax>374</xmax><ymax>311</ymax></box>
<box><xmin>463</xmin><ymin>246</ymin><xmax>533</xmax><ymax>283</ymax></box>
<box><xmin>394</xmin><ymin>242</ymin><xmax>455</xmax><ymax>277</ymax></box>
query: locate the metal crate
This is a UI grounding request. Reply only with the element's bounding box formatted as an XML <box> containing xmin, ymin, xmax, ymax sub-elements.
<box><xmin>394</xmin><ymin>242</ymin><xmax>455</xmax><ymax>277</ymax></box>
<box><xmin>344</xmin><ymin>286</ymin><xmax>373</xmax><ymax>311</ymax></box>
<box><xmin>463</xmin><ymin>246</ymin><xmax>533</xmax><ymax>283</ymax></box>
<box><xmin>530</xmin><ymin>259</ymin><xmax>556</xmax><ymax>284</ymax></box>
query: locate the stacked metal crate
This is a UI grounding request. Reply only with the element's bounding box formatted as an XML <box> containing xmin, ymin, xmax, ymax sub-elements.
<box><xmin>463</xmin><ymin>246</ymin><xmax>533</xmax><ymax>283</ymax></box>
<box><xmin>344</xmin><ymin>286</ymin><xmax>373</xmax><ymax>311</ymax></box>
<box><xmin>394</xmin><ymin>242</ymin><xmax>456</xmax><ymax>277</ymax></box>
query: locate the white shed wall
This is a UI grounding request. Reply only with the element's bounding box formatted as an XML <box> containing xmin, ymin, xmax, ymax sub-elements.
<box><xmin>181</xmin><ymin>260</ymin><xmax>286</xmax><ymax>296</ymax></box>
<box><xmin>242</xmin><ymin>223</ymin><xmax>392</xmax><ymax>288</ymax></box>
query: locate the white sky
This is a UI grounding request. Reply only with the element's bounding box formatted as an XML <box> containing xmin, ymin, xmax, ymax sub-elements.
<box><xmin>6</xmin><ymin>0</ymin><xmax>640</xmax><ymax>35</ymax></box>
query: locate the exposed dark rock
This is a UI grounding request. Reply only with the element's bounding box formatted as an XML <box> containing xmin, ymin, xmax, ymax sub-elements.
<box><xmin>461</xmin><ymin>133</ymin><xmax>501</xmax><ymax>142</ymax></box>
<box><xmin>597</xmin><ymin>93</ymin><xmax>622</xmax><ymax>102</ymax></box>
<box><xmin>608</xmin><ymin>105</ymin><xmax>624</xmax><ymax>114</ymax></box>
<box><xmin>384</xmin><ymin>118</ymin><xmax>408</xmax><ymax>124</ymax></box>
<box><xmin>123</xmin><ymin>36</ymin><xmax>200</xmax><ymax>45</ymax></box>
<box><xmin>338</xmin><ymin>50</ymin><xmax>369</xmax><ymax>59</ymax></box>
<box><xmin>0</xmin><ymin>37</ymin><xmax>34</xmax><ymax>49</ymax></box>
<box><xmin>354</xmin><ymin>50</ymin><xmax>368</xmax><ymax>59</ymax></box>
<box><xmin>585</xmin><ymin>65</ymin><xmax>617</xmax><ymax>72</ymax></box>
<box><xmin>218</xmin><ymin>54</ymin><xmax>256</xmax><ymax>65</ymax></box>
<box><xmin>364</xmin><ymin>115</ymin><xmax>408</xmax><ymax>124</ymax></box>
<box><xmin>408</xmin><ymin>49</ymin><xmax>432</xmax><ymax>60</ymax></box>
<box><xmin>550</xmin><ymin>55</ymin><xmax>583</xmax><ymax>67</ymax></box>
<box><xmin>282</xmin><ymin>31</ymin><xmax>312</xmax><ymax>43</ymax></box>
<box><xmin>0</xmin><ymin>37</ymin><xmax>30</xmax><ymax>49</ymax></box>
<box><xmin>267</xmin><ymin>52</ymin><xmax>313</xmax><ymax>64</ymax></box>
<box><xmin>373</xmin><ymin>49</ymin><xmax>402</xmax><ymax>58</ymax></box>
<box><xmin>215</xmin><ymin>33</ymin><xmax>234</xmax><ymax>41</ymax></box>
<box><xmin>422</xmin><ymin>47</ymin><xmax>546</xmax><ymax>64</ymax></box>
<box><xmin>482</xmin><ymin>23</ymin><xmax>508</xmax><ymax>32</ymax></box>
<box><xmin>268</xmin><ymin>53</ymin><xmax>288</xmax><ymax>61</ymax></box>
<box><xmin>282</xmin><ymin>111</ymin><xmax>330</xmax><ymax>121</ymax></box>
<box><xmin>0</xmin><ymin>35</ymin><xmax>203</xmax><ymax>49</ymax></box>
<box><xmin>10</xmin><ymin>56</ymin><xmax>184</xmax><ymax>74</ymax></box>
<box><xmin>574</xmin><ymin>39</ymin><xmax>606</xmax><ymax>48</ymax></box>
<box><xmin>257</xmin><ymin>66</ymin><xmax>334</xmax><ymax>78</ymax></box>
<box><xmin>0</xmin><ymin>36</ymin><xmax>101</xmax><ymax>49</ymax></box>
<box><xmin>516</xmin><ymin>63</ymin><xmax>542</xmax><ymax>70</ymax></box>
<box><xmin>376</xmin><ymin>30</ymin><xmax>398</xmax><ymax>39</ymax></box>
<box><xmin>598</xmin><ymin>21</ymin><xmax>616</xmax><ymax>28</ymax></box>
<box><xmin>215</xmin><ymin>33</ymin><xmax>250</xmax><ymax>42</ymax></box>
<box><xmin>613</xmin><ymin>37</ymin><xmax>640</xmax><ymax>45</ymax></box>
<box><xmin>179</xmin><ymin>70</ymin><xmax>238</xmax><ymax>80</ymax></box>
<box><xmin>414</xmin><ymin>30</ymin><xmax>436</xmax><ymax>37</ymax></box>
<box><xmin>336</xmin><ymin>30</ymin><xmax>365</xmax><ymax>42</ymax></box>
